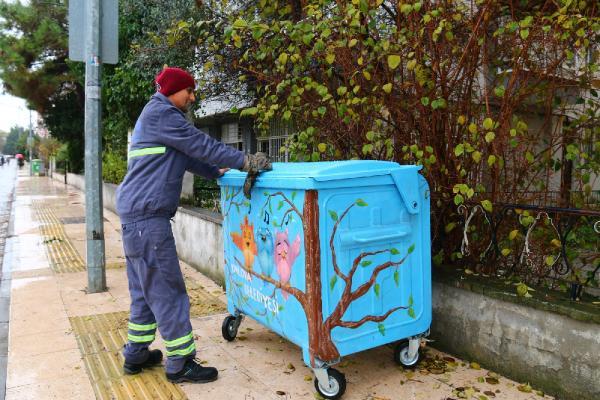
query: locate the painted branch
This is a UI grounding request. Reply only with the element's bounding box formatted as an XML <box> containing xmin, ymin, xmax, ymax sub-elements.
<box><xmin>223</xmin><ymin>187</ymin><xmax>243</xmax><ymax>217</ymax></box>
<box><xmin>348</xmin><ymin>249</ymin><xmax>390</xmax><ymax>281</ymax></box>
<box><xmin>336</xmin><ymin>306</ymin><xmax>409</xmax><ymax>329</ymax></box>
<box><xmin>233</xmin><ymin>257</ymin><xmax>307</xmax><ymax>304</ymax></box>
<box><xmin>263</xmin><ymin>191</ymin><xmax>303</xmax><ymax>219</ymax></box>
<box><xmin>329</xmin><ymin>203</ymin><xmax>356</xmax><ymax>282</ymax></box>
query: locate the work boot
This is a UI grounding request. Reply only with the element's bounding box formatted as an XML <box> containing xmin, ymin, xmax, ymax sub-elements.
<box><xmin>166</xmin><ymin>359</ymin><xmax>218</xmax><ymax>383</ymax></box>
<box><xmin>123</xmin><ymin>349</ymin><xmax>163</xmax><ymax>375</ymax></box>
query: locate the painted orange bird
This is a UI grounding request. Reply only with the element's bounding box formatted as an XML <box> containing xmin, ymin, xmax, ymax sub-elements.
<box><xmin>231</xmin><ymin>216</ymin><xmax>257</xmax><ymax>272</ymax></box>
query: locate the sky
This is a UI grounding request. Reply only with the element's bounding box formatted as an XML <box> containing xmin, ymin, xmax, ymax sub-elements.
<box><xmin>0</xmin><ymin>88</ymin><xmax>37</xmax><ymax>132</ymax></box>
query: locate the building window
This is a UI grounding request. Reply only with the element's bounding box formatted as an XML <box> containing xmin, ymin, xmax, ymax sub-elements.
<box><xmin>221</xmin><ymin>123</ymin><xmax>243</xmax><ymax>151</ymax></box>
<box><xmin>257</xmin><ymin>135</ymin><xmax>289</xmax><ymax>162</ymax></box>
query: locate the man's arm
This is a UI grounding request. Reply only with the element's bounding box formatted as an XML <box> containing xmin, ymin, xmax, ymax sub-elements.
<box><xmin>186</xmin><ymin>158</ymin><xmax>221</xmax><ymax>179</ymax></box>
<box><xmin>158</xmin><ymin>108</ymin><xmax>245</xmax><ymax>169</ymax></box>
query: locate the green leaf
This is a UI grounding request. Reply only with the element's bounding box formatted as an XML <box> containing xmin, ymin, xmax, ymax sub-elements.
<box><xmin>291</xmin><ymin>191</ymin><xmax>297</xmax><ymax>201</ymax></box>
<box><xmin>328</xmin><ymin>210</ymin><xmax>338</xmax><ymax>221</ymax></box>
<box><xmin>487</xmin><ymin>155</ymin><xmax>496</xmax><ymax>166</ymax></box>
<box><xmin>330</xmin><ymin>275</ymin><xmax>338</xmax><ymax>290</ymax></box>
<box><xmin>509</xmin><ymin>230</ymin><xmax>519</xmax><ymax>240</ymax></box>
<box><xmin>382</xmin><ymin>83</ymin><xmax>393</xmax><ymax>94</ymax></box>
<box><xmin>545</xmin><ymin>255</ymin><xmax>555</xmax><ymax>266</ymax></box>
<box><xmin>520</xmin><ymin>29</ymin><xmax>529</xmax><ymax>40</ymax></box>
<box><xmin>454</xmin><ymin>194</ymin><xmax>464</xmax><ymax>205</ymax></box>
<box><xmin>481</xmin><ymin>200</ymin><xmax>493</xmax><ymax>212</ymax></box>
<box><xmin>408</xmin><ymin>244</ymin><xmax>415</xmax><ymax>254</ymax></box>
<box><xmin>454</xmin><ymin>144</ymin><xmax>465</xmax><ymax>156</ymax></box>
<box><xmin>525</xmin><ymin>151</ymin><xmax>534</xmax><ymax>163</ymax></box>
<box><xmin>278</xmin><ymin>52</ymin><xmax>288</xmax><ymax>65</ymax></box>
<box><xmin>374</xmin><ymin>283</ymin><xmax>380</xmax><ymax>297</ymax></box>
<box><xmin>240</xmin><ymin>107</ymin><xmax>258</xmax><ymax>117</ymax></box>
<box><xmin>483</xmin><ymin>118</ymin><xmax>494</xmax><ymax>130</ymax></box>
<box><xmin>420</xmin><ymin>97</ymin><xmax>430</xmax><ymax>106</ymax></box>
<box><xmin>485</xmin><ymin>131</ymin><xmax>496</xmax><ymax>143</ymax></box>
<box><xmin>325</xmin><ymin>53</ymin><xmax>335</xmax><ymax>64</ymax></box>
<box><xmin>501</xmin><ymin>248</ymin><xmax>511</xmax><ymax>256</ymax></box>
<box><xmin>356</xmin><ymin>199</ymin><xmax>368</xmax><ymax>207</ymax></box>
<box><xmin>390</xmin><ymin>247</ymin><xmax>399</xmax><ymax>255</ymax></box>
<box><xmin>361</xmin><ymin>260</ymin><xmax>372</xmax><ymax>267</ymax></box>
<box><xmin>277</xmin><ymin>201</ymin><xmax>284</xmax><ymax>210</ymax></box>
<box><xmin>407</xmin><ymin>59</ymin><xmax>417</xmax><ymax>70</ymax></box>
<box><xmin>317</xmin><ymin>143</ymin><xmax>327</xmax><ymax>153</ymax></box>
<box><xmin>378</xmin><ymin>323</ymin><xmax>386</xmax><ymax>336</ymax></box>
<box><xmin>232</xmin><ymin>18</ymin><xmax>248</xmax><ymax>28</ymax></box>
<box><xmin>494</xmin><ymin>85</ymin><xmax>505</xmax><ymax>97</ymax></box>
<box><xmin>472</xmin><ymin>151</ymin><xmax>482</xmax><ymax>163</ymax></box>
<box><xmin>394</xmin><ymin>270</ymin><xmax>400</xmax><ymax>286</ymax></box>
<box><xmin>348</xmin><ymin>38</ymin><xmax>358</xmax><ymax>47</ymax></box>
<box><xmin>408</xmin><ymin>308</ymin><xmax>416</xmax><ymax>319</ymax></box>
<box><xmin>283</xmin><ymin>110</ymin><xmax>291</xmax><ymax>120</ymax></box>
<box><xmin>388</xmin><ymin>55</ymin><xmax>401</xmax><ymax>70</ymax></box>
<box><xmin>408</xmin><ymin>294</ymin><xmax>414</xmax><ymax>307</ymax></box>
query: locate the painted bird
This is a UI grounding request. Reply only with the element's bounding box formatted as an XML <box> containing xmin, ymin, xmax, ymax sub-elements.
<box><xmin>274</xmin><ymin>229</ymin><xmax>301</xmax><ymax>300</ymax></box>
<box><xmin>231</xmin><ymin>216</ymin><xmax>257</xmax><ymax>280</ymax></box>
<box><xmin>255</xmin><ymin>227</ymin><xmax>274</xmax><ymax>288</ymax></box>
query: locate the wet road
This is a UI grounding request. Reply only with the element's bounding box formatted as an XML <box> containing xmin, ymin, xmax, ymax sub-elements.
<box><xmin>0</xmin><ymin>161</ymin><xmax>17</xmax><ymax>400</ymax></box>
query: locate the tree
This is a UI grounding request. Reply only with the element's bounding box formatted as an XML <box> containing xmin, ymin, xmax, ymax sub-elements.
<box><xmin>219</xmin><ymin>0</ymin><xmax>599</xmax><ymax>268</ymax></box>
<box><xmin>2</xmin><ymin>126</ymin><xmax>27</xmax><ymax>155</ymax></box>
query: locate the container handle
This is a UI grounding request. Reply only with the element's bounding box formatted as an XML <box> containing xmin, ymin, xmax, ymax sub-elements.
<box><xmin>340</xmin><ymin>226</ymin><xmax>411</xmax><ymax>247</ymax></box>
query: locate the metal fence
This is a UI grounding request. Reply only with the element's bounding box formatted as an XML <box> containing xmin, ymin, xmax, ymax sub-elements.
<box><xmin>436</xmin><ymin>201</ymin><xmax>600</xmax><ymax>300</ymax></box>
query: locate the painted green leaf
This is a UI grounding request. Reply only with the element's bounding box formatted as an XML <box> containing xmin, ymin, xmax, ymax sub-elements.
<box><xmin>356</xmin><ymin>199</ymin><xmax>368</xmax><ymax>207</ymax></box>
<box><xmin>408</xmin><ymin>294</ymin><xmax>414</xmax><ymax>307</ymax></box>
<box><xmin>291</xmin><ymin>191</ymin><xmax>297</xmax><ymax>201</ymax></box>
<box><xmin>374</xmin><ymin>283</ymin><xmax>380</xmax><ymax>297</ymax></box>
<box><xmin>394</xmin><ymin>270</ymin><xmax>400</xmax><ymax>286</ymax></box>
<box><xmin>408</xmin><ymin>244</ymin><xmax>415</xmax><ymax>254</ymax></box>
<box><xmin>328</xmin><ymin>210</ymin><xmax>338</xmax><ymax>221</ymax></box>
<box><xmin>378</xmin><ymin>323</ymin><xmax>386</xmax><ymax>336</ymax></box>
<box><xmin>388</xmin><ymin>54</ymin><xmax>401</xmax><ymax>70</ymax></box>
<box><xmin>277</xmin><ymin>201</ymin><xmax>284</xmax><ymax>210</ymax></box>
<box><xmin>408</xmin><ymin>307</ymin><xmax>416</xmax><ymax>319</ymax></box>
<box><xmin>361</xmin><ymin>260</ymin><xmax>372</xmax><ymax>267</ymax></box>
<box><xmin>390</xmin><ymin>247</ymin><xmax>399</xmax><ymax>255</ymax></box>
<box><xmin>330</xmin><ymin>275</ymin><xmax>337</xmax><ymax>290</ymax></box>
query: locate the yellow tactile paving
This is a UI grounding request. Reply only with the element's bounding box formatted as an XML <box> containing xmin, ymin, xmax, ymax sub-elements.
<box><xmin>70</xmin><ymin>312</ymin><xmax>187</xmax><ymax>400</ymax></box>
<box><xmin>32</xmin><ymin>200</ymin><xmax>86</xmax><ymax>273</ymax></box>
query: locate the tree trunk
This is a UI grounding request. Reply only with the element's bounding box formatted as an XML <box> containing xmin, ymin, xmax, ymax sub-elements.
<box><xmin>303</xmin><ymin>190</ymin><xmax>340</xmax><ymax>366</ymax></box>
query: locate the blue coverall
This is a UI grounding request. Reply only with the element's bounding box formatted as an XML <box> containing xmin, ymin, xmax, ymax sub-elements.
<box><xmin>116</xmin><ymin>92</ymin><xmax>244</xmax><ymax>374</ymax></box>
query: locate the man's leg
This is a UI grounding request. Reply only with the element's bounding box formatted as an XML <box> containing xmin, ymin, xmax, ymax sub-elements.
<box><xmin>141</xmin><ymin>218</ymin><xmax>217</xmax><ymax>382</ymax></box>
<box><xmin>121</xmin><ymin>222</ymin><xmax>161</xmax><ymax>373</ymax></box>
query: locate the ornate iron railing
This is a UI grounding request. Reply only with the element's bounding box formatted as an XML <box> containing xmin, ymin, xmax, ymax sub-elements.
<box><xmin>440</xmin><ymin>201</ymin><xmax>600</xmax><ymax>301</ymax></box>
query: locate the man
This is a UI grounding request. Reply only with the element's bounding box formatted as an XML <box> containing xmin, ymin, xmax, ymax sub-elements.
<box><xmin>116</xmin><ymin>67</ymin><xmax>271</xmax><ymax>383</ymax></box>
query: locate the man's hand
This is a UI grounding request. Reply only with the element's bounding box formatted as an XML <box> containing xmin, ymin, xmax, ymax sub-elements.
<box><xmin>242</xmin><ymin>152</ymin><xmax>272</xmax><ymax>172</ymax></box>
<box><xmin>218</xmin><ymin>168</ymin><xmax>230</xmax><ymax>177</ymax></box>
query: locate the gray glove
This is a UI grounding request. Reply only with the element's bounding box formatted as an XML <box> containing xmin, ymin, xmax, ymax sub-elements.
<box><xmin>242</xmin><ymin>152</ymin><xmax>272</xmax><ymax>172</ymax></box>
<box><xmin>241</xmin><ymin>152</ymin><xmax>272</xmax><ymax>199</ymax></box>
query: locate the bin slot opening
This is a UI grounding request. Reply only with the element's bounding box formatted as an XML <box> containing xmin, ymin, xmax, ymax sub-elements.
<box><xmin>339</xmin><ymin>224</ymin><xmax>411</xmax><ymax>248</ymax></box>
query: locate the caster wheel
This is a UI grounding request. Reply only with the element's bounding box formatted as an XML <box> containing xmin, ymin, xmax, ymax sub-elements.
<box><xmin>221</xmin><ymin>315</ymin><xmax>238</xmax><ymax>341</ymax></box>
<box><xmin>314</xmin><ymin>368</ymin><xmax>346</xmax><ymax>400</ymax></box>
<box><xmin>394</xmin><ymin>340</ymin><xmax>420</xmax><ymax>368</ymax></box>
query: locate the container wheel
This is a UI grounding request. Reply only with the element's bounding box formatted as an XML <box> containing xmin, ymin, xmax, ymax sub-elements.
<box><xmin>314</xmin><ymin>368</ymin><xmax>346</xmax><ymax>400</ymax></box>
<box><xmin>394</xmin><ymin>340</ymin><xmax>420</xmax><ymax>368</ymax></box>
<box><xmin>221</xmin><ymin>315</ymin><xmax>238</xmax><ymax>341</ymax></box>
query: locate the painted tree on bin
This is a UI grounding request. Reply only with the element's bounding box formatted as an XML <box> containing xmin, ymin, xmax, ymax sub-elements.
<box><xmin>224</xmin><ymin>188</ymin><xmax>416</xmax><ymax>365</ymax></box>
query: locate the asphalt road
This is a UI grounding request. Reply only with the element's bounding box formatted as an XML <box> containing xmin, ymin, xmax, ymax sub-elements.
<box><xmin>0</xmin><ymin>161</ymin><xmax>17</xmax><ymax>400</ymax></box>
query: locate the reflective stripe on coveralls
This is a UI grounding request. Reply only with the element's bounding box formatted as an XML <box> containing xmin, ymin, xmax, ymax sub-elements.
<box><xmin>164</xmin><ymin>332</ymin><xmax>195</xmax><ymax>356</ymax></box>
<box><xmin>128</xmin><ymin>146</ymin><xmax>166</xmax><ymax>159</ymax></box>
<box><xmin>127</xmin><ymin>321</ymin><xmax>157</xmax><ymax>343</ymax></box>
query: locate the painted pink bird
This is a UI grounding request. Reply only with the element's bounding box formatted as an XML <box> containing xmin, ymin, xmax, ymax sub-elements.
<box><xmin>274</xmin><ymin>229</ymin><xmax>301</xmax><ymax>300</ymax></box>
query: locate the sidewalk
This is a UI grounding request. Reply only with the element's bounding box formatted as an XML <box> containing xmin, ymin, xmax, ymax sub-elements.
<box><xmin>4</xmin><ymin>174</ymin><xmax>553</xmax><ymax>400</ymax></box>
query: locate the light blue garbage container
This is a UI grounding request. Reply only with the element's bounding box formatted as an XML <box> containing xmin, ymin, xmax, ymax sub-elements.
<box><xmin>218</xmin><ymin>161</ymin><xmax>431</xmax><ymax>399</ymax></box>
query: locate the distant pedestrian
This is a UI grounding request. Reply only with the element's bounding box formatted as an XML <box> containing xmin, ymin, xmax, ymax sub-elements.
<box><xmin>116</xmin><ymin>67</ymin><xmax>271</xmax><ymax>383</ymax></box>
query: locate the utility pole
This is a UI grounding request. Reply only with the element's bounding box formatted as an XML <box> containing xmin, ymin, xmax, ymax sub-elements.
<box><xmin>84</xmin><ymin>0</ymin><xmax>106</xmax><ymax>293</ymax></box>
<box><xmin>28</xmin><ymin>109</ymin><xmax>33</xmax><ymax>176</ymax></box>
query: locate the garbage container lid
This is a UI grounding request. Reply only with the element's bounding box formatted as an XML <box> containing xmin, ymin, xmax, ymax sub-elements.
<box><xmin>219</xmin><ymin>160</ymin><xmax>421</xmax><ymax>190</ymax></box>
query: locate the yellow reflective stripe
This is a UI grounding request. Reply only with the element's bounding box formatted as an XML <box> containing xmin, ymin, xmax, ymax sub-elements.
<box><xmin>128</xmin><ymin>333</ymin><xmax>155</xmax><ymax>343</ymax></box>
<box><xmin>128</xmin><ymin>146</ymin><xmax>166</xmax><ymax>159</ymax></box>
<box><xmin>128</xmin><ymin>322</ymin><xmax>157</xmax><ymax>331</ymax></box>
<box><xmin>164</xmin><ymin>332</ymin><xmax>194</xmax><ymax>348</ymax></box>
<box><xmin>166</xmin><ymin>343</ymin><xmax>196</xmax><ymax>357</ymax></box>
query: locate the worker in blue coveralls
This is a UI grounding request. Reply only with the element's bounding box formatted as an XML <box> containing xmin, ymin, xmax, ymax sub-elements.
<box><xmin>116</xmin><ymin>67</ymin><xmax>271</xmax><ymax>383</ymax></box>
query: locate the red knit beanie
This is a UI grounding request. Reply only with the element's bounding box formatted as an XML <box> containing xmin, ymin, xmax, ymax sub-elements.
<box><xmin>155</xmin><ymin>67</ymin><xmax>195</xmax><ymax>96</ymax></box>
